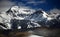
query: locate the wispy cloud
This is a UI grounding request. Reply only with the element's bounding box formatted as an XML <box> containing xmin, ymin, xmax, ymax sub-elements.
<box><xmin>16</xmin><ymin>0</ymin><xmax>46</xmax><ymax>7</ymax></box>
<box><xmin>26</xmin><ymin>0</ymin><xmax>46</xmax><ymax>5</ymax></box>
<box><xmin>27</xmin><ymin>0</ymin><xmax>45</xmax><ymax>4</ymax></box>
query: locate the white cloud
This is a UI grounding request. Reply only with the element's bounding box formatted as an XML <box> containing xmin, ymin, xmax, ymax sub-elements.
<box><xmin>49</xmin><ymin>8</ymin><xmax>60</xmax><ymax>14</ymax></box>
<box><xmin>48</xmin><ymin>8</ymin><xmax>60</xmax><ymax>19</ymax></box>
<box><xmin>0</xmin><ymin>0</ymin><xmax>16</xmax><ymax>12</ymax></box>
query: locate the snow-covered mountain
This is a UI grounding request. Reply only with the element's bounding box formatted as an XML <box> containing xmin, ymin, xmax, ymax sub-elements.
<box><xmin>6</xmin><ymin>6</ymin><xmax>35</xmax><ymax>20</ymax></box>
<box><xmin>0</xmin><ymin>6</ymin><xmax>60</xmax><ymax>30</ymax></box>
<box><xmin>0</xmin><ymin>6</ymin><xmax>36</xmax><ymax>30</ymax></box>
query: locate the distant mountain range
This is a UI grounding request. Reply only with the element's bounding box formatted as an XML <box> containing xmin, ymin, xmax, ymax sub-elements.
<box><xmin>0</xmin><ymin>6</ymin><xmax>60</xmax><ymax>30</ymax></box>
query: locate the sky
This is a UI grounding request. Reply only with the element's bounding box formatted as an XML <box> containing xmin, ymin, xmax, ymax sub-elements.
<box><xmin>0</xmin><ymin>0</ymin><xmax>60</xmax><ymax>12</ymax></box>
<box><xmin>11</xmin><ymin>0</ymin><xmax>60</xmax><ymax>11</ymax></box>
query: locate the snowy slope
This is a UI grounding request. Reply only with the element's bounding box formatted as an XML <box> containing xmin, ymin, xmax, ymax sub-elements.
<box><xmin>0</xmin><ymin>6</ymin><xmax>60</xmax><ymax>30</ymax></box>
<box><xmin>0</xmin><ymin>6</ymin><xmax>36</xmax><ymax>30</ymax></box>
